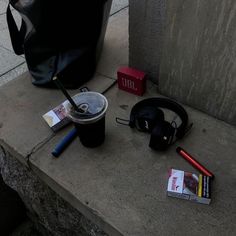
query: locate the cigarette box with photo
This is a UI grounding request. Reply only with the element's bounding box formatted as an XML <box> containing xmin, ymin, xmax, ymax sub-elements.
<box><xmin>167</xmin><ymin>168</ymin><xmax>212</xmax><ymax>205</ymax></box>
<box><xmin>42</xmin><ymin>87</ymin><xmax>89</xmax><ymax>132</ymax></box>
<box><xmin>43</xmin><ymin>101</ymin><xmax>71</xmax><ymax>132</ymax></box>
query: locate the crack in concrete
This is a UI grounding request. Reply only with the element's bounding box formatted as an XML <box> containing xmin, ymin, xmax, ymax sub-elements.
<box><xmin>26</xmin><ymin>133</ymin><xmax>55</xmax><ymax>166</ymax></box>
<box><xmin>110</xmin><ymin>5</ymin><xmax>129</xmax><ymax>17</ymax></box>
<box><xmin>0</xmin><ymin>61</ymin><xmax>26</xmax><ymax>78</ymax></box>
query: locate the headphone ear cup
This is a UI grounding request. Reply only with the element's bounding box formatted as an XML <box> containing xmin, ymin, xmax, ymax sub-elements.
<box><xmin>149</xmin><ymin>121</ymin><xmax>175</xmax><ymax>150</ymax></box>
<box><xmin>134</xmin><ymin>107</ymin><xmax>164</xmax><ymax>132</ymax></box>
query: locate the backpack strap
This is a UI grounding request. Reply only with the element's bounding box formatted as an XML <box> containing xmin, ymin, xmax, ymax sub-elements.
<box><xmin>6</xmin><ymin>4</ymin><xmax>26</xmax><ymax>55</ymax></box>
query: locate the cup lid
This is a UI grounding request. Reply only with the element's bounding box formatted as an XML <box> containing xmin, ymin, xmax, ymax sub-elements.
<box><xmin>64</xmin><ymin>92</ymin><xmax>108</xmax><ymax>124</ymax></box>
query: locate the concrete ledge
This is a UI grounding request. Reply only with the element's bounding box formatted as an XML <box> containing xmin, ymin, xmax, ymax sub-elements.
<box><xmin>29</xmin><ymin>81</ymin><xmax>236</xmax><ymax>235</ymax></box>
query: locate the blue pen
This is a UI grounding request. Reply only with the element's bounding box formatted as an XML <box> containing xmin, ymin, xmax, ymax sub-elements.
<box><xmin>52</xmin><ymin>128</ymin><xmax>78</xmax><ymax>157</ymax></box>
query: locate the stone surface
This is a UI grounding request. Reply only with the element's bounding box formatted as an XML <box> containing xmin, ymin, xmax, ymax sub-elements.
<box><xmin>0</xmin><ymin>62</ymin><xmax>27</xmax><ymax>86</ymax></box>
<box><xmin>0</xmin><ymin>28</ymin><xmax>14</xmax><ymax>51</ymax></box>
<box><xmin>29</xmin><ymin>81</ymin><xmax>236</xmax><ymax>236</ymax></box>
<box><xmin>0</xmin><ymin>168</ymin><xmax>27</xmax><ymax>235</ymax></box>
<box><xmin>129</xmin><ymin>0</ymin><xmax>236</xmax><ymax>125</ymax></box>
<box><xmin>97</xmin><ymin>8</ymin><xmax>128</xmax><ymax>79</ymax></box>
<box><xmin>10</xmin><ymin>220</ymin><xmax>43</xmax><ymax>236</ymax></box>
<box><xmin>0</xmin><ymin>12</ymin><xmax>7</xmax><ymax>31</ymax></box>
<box><xmin>0</xmin><ymin>0</ymin><xmax>7</xmax><ymax>15</ymax></box>
<box><xmin>129</xmin><ymin>0</ymin><xmax>165</xmax><ymax>80</ymax></box>
<box><xmin>0</xmin><ymin>46</ymin><xmax>24</xmax><ymax>76</ymax></box>
<box><xmin>159</xmin><ymin>0</ymin><xmax>236</xmax><ymax>125</ymax></box>
<box><xmin>110</xmin><ymin>0</ymin><xmax>128</xmax><ymax>15</ymax></box>
<box><xmin>0</xmin><ymin>146</ymin><xmax>108</xmax><ymax>236</ymax></box>
<box><xmin>0</xmin><ymin>7</ymin><xmax>25</xmax><ymax>86</ymax></box>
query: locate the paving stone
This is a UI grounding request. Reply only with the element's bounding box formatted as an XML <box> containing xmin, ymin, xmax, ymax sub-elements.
<box><xmin>0</xmin><ymin>13</ymin><xmax>7</xmax><ymax>31</ymax></box>
<box><xmin>0</xmin><ymin>28</ymin><xmax>13</xmax><ymax>51</ymax></box>
<box><xmin>110</xmin><ymin>0</ymin><xmax>128</xmax><ymax>15</ymax></box>
<box><xmin>0</xmin><ymin>62</ymin><xmax>27</xmax><ymax>87</ymax></box>
<box><xmin>0</xmin><ymin>0</ymin><xmax>7</xmax><ymax>15</ymax></box>
<box><xmin>0</xmin><ymin>46</ymin><xmax>24</xmax><ymax>76</ymax></box>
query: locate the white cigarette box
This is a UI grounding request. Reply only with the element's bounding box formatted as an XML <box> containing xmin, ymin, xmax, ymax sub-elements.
<box><xmin>167</xmin><ymin>169</ymin><xmax>211</xmax><ymax>205</ymax></box>
<box><xmin>42</xmin><ymin>87</ymin><xmax>89</xmax><ymax>132</ymax></box>
<box><xmin>43</xmin><ymin>101</ymin><xmax>70</xmax><ymax>132</ymax></box>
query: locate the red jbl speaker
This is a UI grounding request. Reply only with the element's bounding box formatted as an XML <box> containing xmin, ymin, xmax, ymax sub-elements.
<box><xmin>117</xmin><ymin>67</ymin><xmax>146</xmax><ymax>96</ymax></box>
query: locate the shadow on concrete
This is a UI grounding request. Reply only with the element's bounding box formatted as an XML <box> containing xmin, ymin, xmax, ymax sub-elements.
<box><xmin>0</xmin><ymin>174</ymin><xmax>26</xmax><ymax>235</ymax></box>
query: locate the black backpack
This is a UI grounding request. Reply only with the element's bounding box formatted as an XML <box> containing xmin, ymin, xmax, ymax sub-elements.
<box><xmin>7</xmin><ymin>0</ymin><xmax>111</xmax><ymax>89</ymax></box>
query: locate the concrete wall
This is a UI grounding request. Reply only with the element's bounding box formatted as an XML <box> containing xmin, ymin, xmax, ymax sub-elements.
<box><xmin>129</xmin><ymin>0</ymin><xmax>236</xmax><ymax>125</ymax></box>
<box><xmin>129</xmin><ymin>0</ymin><xmax>165</xmax><ymax>79</ymax></box>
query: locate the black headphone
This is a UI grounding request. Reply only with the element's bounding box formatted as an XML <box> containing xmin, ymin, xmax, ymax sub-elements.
<box><xmin>117</xmin><ymin>97</ymin><xmax>191</xmax><ymax>151</ymax></box>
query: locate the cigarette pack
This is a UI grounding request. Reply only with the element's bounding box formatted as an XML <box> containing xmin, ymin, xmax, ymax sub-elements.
<box><xmin>43</xmin><ymin>101</ymin><xmax>71</xmax><ymax>132</ymax></box>
<box><xmin>167</xmin><ymin>169</ymin><xmax>211</xmax><ymax>205</ymax></box>
<box><xmin>42</xmin><ymin>87</ymin><xmax>89</xmax><ymax>132</ymax></box>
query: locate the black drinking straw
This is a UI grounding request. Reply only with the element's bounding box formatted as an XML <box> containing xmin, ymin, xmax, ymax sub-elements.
<box><xmin>53</xmin><ymin>76</ymin><xmax>80</xmax><ymax>112</ymax></box>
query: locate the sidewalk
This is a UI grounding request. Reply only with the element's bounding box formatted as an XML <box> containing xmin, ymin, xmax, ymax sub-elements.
<box><xmin>0</xmin><ymin>0</ymin><xmax>129</xmax><ymax>87</ymax></box>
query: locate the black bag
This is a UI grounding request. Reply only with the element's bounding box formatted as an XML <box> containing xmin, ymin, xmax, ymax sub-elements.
<box><xmin>7</xmin><ymin>0</ymin><xmax>110</xmax><ymax>89</ymax></box>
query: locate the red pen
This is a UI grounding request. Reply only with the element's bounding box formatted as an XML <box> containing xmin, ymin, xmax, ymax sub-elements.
<box><xmin>176</xmin><ymin>147</ymin><xmax>214</xmax><ymax>179</ymax></box>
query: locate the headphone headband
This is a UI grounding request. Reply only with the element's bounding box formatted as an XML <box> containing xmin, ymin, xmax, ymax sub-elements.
<box><xmin>129</xmin><ymin>97</ymin><xmax>189</xmax><ymax>139</ymax></box>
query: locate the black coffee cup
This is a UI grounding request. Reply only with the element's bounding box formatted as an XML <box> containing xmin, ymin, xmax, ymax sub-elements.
<box><xmin>65</xmin><ymin>92</ymin><xmax>108</xmax><ymax>148</ymax></box>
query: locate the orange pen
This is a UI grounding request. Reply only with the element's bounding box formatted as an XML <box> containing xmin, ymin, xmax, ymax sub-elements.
<box><xmin>176</xmin><ymin>147</ymin><xmax>214</xmax><ymax>179</ymax></box>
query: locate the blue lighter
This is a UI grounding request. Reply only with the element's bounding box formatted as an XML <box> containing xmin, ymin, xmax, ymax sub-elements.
<box><xmin>51</xmin><ymin>128</ymin><xmax>78</xmax><ymax>157</ymax></box>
